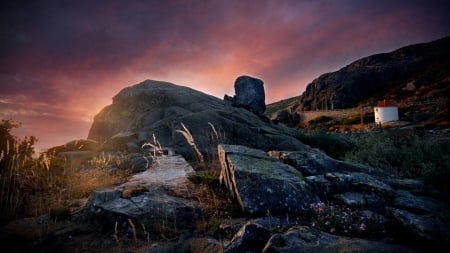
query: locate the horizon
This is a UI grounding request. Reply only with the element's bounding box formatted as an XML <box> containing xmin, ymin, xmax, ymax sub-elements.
<box><xmin>1</xmin><ymin>0</ymin><xmax>450</xmax><ymax>151</ymax></box>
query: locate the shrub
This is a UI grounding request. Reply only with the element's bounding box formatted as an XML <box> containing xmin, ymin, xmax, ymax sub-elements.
<box><xmin>345</xmin><ymin>131</ymin><xmax>450</xmax><ymax>191</ymax></box>
<box><xmin>339</xmin><ymin>115</ymin><xmax>361</xmax><ymax>125</ymax></box>
<box><xmin>296</xmin><ymin>130</ymin><xmax>354</xmax><ymax>160</ymax></box>
<box><xmin>309</xmin><ymin>116</ymin><xmax>334</xmax><ymax>125</ymax></box>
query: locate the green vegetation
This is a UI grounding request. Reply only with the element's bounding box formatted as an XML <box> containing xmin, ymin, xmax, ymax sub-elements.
<box><xmin>188</xmin><ymin>171</ymin><xmax>220</xmax><ymax>188</ymax></box>
<box><xmin>295</xmin><ymin>130</ymin><xmax>354</xmax><ymax>159</ymax></box>
<box><xmin>264</xmin><ymin>96</ymin><xmax>299</xmax><ymax>117</ymax></box>
<box><xmin>339</xmin><ymin>114</ymin><xmax>361</xmax><ymax>125</ymax></box>
<box><xmin>296</xmin><ymin>128</ymin><xmax>450</xmax><ymax>191</ymax></box>
<box><xmin>345</xmin><ymin>131</ymin><xmax>450</xmax><ymax>191</ymax></box>
<box><xmin>309</xmin><ymin>115</ymin><xmax>334</xmax><ymax>124</ymax></box>
<box><xmin>188</xmin><ymin>170</ymin><xmax>242</xmax><ymax>233</ymax></box>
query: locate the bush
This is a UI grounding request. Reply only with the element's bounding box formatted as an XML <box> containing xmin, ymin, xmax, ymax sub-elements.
<box><xmin>345</xmin><ymin>131</ymin><xmax>450</xmax><ymax>191</ymax></box>
<box><xmin>296</xmin><ymin>131</ymin><xmax>354</xmax><ymax>160</ymax></box>
<box><xmin>307</xmin><ymin>116</ymin><xmax>337</xmax><ymax>130</ymax></box>
<box><xmin>339</xmin><ymin>115</ymin><xmax>361</xmax><ymax>125</ymax></box>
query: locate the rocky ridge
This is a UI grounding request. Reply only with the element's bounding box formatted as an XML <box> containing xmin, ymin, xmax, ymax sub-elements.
<box><xmin>269</xmin><ymin>36</ymin><xmax>450</xmax><ymax>128</ymax></box>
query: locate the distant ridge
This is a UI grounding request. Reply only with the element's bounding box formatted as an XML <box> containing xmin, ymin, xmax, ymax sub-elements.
<box><xmin>268</xmin><ymin>36</ymin><xmax>450</xmax><ymax>127</ymax></box>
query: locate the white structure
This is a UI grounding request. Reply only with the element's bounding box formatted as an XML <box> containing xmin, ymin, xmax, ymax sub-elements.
<box><xmin>374</xmin><ymin>100</ymin><xmax>398</xmax><ymax>124</ymax></box>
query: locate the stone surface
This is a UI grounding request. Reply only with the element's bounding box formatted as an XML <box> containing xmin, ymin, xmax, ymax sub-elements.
<box><xmin>218</xmin><ymin>144</ymin><xmax>319</xmax><ymax>214</ymax></box>
<box><xmin>86</xmin><ymin>154</ymin><xmax>202</xmax><ymax>232</ymax></box>
<box><xmin>228</xmin><ymin>75</ymin><xmax>266</xmax><ymax>115</ymax></box>
<box><xmin>224</xmin><ymin>221</ymin><xmax>272</xmax><ymax>253</ymax></box>
<box><xmin>266</xmin><ymin>36</ymin><xmax>450</xmax><ymax>127</ymax></box>
<box><xmin>87</xmin><ymin>79</ymin><xmax>307</xmax><ymax>161</ymax></box>
<box><xmin>387</xmin><ymin>207</ymin><xmax>450</xmax><ymax>249</ymax></box>
<box><xmin>262</xmin><ymin>226</ymin><xmax>421</xmax><ymax>253</ymax></box>
<box><xmin>268</xmin><ymin>149</ymin><xmax>381</xmax><ymax>177</ymax></box>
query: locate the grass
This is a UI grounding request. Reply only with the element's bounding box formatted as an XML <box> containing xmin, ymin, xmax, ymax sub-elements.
<box><xmin>178</xmin><ymin>122</ymin><xmax>241</xmax><ymax>236</ymax></box>
<box><xmin>295</xmin><ymin>125</ymin><xmax>450</xmax><ymax>191</ymax></box>
<box><xmin>295</xmin><ymin>130</ymin><xmax>354</xmax><ymax>160</ymax></box>
<box><xmin>187</xmin><ymin>170</ymin><xmax>242</xmax><ymax>236</ymax></box>
<box><xmin>0</xmin><ymin>120</ymin><xmax>131</xmax><ymax>224</ymax></box>
<box><xmin>344</xmin><ymin>130</ymin><xmax>450</xmax><ymax>191</ymax></box>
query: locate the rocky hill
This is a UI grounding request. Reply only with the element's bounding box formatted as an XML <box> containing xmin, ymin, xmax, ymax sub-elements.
<box><xmin>268</xmin><ymin>36</ymin><xmax>450</xmax><ymax>128</ymax></box>
<box><xmin>87</xmin><ymin>78</ymin><xmax>307</xmax><ymax>163</ymax></box>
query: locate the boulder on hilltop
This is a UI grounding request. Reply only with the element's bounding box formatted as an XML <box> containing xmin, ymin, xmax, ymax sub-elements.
<box><xmin>224</xmin><ymin>75</ymin><xmax>266</xmax><ymax>115</ymax></box>
<box><xmin>87</xmin><ymin>79</ymin><xmax>305</xmax><ymax>162</ymax></box>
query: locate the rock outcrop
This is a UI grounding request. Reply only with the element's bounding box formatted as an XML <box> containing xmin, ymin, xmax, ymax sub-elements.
<box><xmin>2</xmin><ymin>144</ymin><xmax>449</xmax><ymax>252</ymax></box>
<box><xmin>218</xmin><ymin>144</ymin><xmax>319</xmax><ymax>214</ymax></box>
<box><xmin>296</xmin><ymin>36</ymin><xmax>450</xmax><ymax>111</ymax></box>
<box><xmin>218</xmin><ymin>144</ymin><xmax>450</xmax><ymax>252</ymax></box>
<box><xmin>267</xmin><ymin>36</ymin><xmax>450</xmax><ymax>127</ymax></box>
<box><xmin>87</xmin><ymin>79</ymin><xmax>303</xmax><ymax>161</ymax></box>
<box><xmin>224</xmin><ymin>75</ymin><xmax>266</xmax><ymax>115</ymax></box>
<box><xmin>262</xmin><ymin>226</ymin><xmax>421</xmax><ymax>253</ymax></box>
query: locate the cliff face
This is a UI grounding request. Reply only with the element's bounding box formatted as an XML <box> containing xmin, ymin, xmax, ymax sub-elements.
<box><xmin>297</xmin><ymin>36</ymin><xmax>450</xmax><ymax>111</ymax></box>
<box><xmin>268</xmin><ymin>36</ymin><xmax>450</xmax><ymax>127</ymax></box>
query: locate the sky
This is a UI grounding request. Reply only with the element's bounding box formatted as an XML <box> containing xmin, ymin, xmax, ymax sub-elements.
<box><xmin>1</xmin><ymin>0</ymin><xmax>449</xmax><ymax>151</ymax></box>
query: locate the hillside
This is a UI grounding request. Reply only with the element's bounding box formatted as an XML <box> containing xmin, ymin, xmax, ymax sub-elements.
<box><xmin>87</xmin><ymin>79</ymin><xmax>307</xmax><ymax>162</ymax></box>
<box><xmin>268</xmin><ymin>36</ymin><xmax>450</xmax><ymax>128</ymax></box>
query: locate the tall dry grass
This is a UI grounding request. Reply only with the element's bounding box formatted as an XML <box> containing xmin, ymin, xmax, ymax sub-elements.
<box><xmin>0</xmin><ymin>134</ymin><xmax>130</xmax><ymax>224</ymax></box>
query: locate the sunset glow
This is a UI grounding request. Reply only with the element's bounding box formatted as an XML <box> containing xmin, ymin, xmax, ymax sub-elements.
<box><xmin>1</xmin><ymin>0</ymin><xmax>449</xmax><ymax>151</ymax></box>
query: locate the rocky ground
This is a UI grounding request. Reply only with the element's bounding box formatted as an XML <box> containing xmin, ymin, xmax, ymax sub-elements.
<box><xmin>1</xmin><ymin>145</ymin><xmax>449</xmax><ymax>253</ymax></box>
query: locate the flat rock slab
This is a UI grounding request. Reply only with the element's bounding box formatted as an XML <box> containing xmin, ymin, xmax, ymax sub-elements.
<box><xmin>126</xmin><ymin>154</ymin><xmax>195</xmax><ymax>189</ymax></box>
<box><xmin>218</xmin><ymin>144</ymin><xmax>319</xmax><ymax>215</ymax></box>
<box><xmin>86</xmin><ymin>154</ymin><xmax>201</xmax><ymax>231</ymax></box>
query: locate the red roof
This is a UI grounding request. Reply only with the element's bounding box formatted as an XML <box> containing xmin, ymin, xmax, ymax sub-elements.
<box><xmin>376</xmin><ymin>100</ymin><xmax>395</xmax><ymax>107</ymax></box>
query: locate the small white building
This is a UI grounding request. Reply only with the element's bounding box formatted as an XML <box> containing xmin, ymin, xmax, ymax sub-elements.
<box><xmin>374</xmin><ymin>100</ymin><xmax>398</xmax><ymax>124</ymax></box>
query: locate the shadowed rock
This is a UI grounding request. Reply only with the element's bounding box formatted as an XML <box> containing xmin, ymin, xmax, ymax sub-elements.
<box><xmin>225</xmin><ymin>75</ymin><xmax>266</xmax><ymax>115</ymax></box>
<box><xmin>267</xmin><ymin>36</ymin><xmax>450</xmax><ymax>127</ymax></box>
<box><xmin>218</xmin><ymin>144</ymin><xmax>320</xmax><ymax>214</ymax></box>
<box><xmin>87</xmin><ymin>79</ymin><xmax>306</xmax><ymax>160</ymax></box>
<box><xmin>224</xmin><ymin>221</ymin><xmax>272</xmax><ymax>253</ymax></box>
<box><xmin>262</xmin><ymin>226</ymin><xmax>422</xmax><ymax>253</ymax></box>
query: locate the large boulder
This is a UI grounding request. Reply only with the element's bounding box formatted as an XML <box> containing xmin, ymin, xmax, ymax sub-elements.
<box><xmin>225</xmin><ymin>75</ymin><xmax>266</xmax><ymax>115</ymax></box>
<box><xmin>218</xmin><ymin>144</ymin><xmax>320</xmax><ymax>214</ymax></box>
